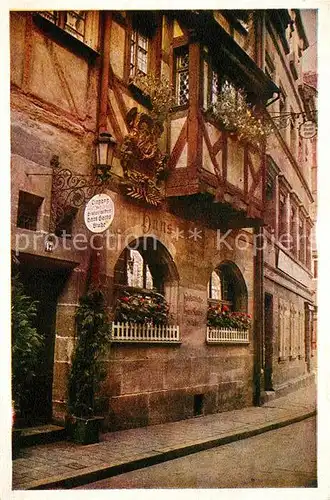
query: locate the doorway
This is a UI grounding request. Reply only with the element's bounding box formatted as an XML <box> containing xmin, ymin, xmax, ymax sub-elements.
<box><xmin>16</xmin><ymin>265</ymin><xmax>69</xmax><ymax>425</ymax></box>
<box><xmin>264</xmin><ymin>293</ymin><xmax>274</xmax><ymax>391</ymax></box>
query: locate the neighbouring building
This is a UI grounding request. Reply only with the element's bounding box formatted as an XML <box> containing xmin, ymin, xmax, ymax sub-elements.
<box><xmin>302</xmin><ymin>70</ymin><xmax>317</xmax><ymax>365</ymax></box>
<box><xmin>262</xmin><ymin>12</ymin><xmax>317</xmax><ymax>397</ymax></box>
<box><xmin>10</xmin><ymin>9</ymin><xmax>317</xmax><ymax>430</ymax></box>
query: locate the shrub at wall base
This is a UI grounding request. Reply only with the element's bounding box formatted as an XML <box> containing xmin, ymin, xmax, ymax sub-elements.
<box><xmin>66</xmin><ymin>289</ymin><xmax>111</xmax><ymax>445</ymax></box>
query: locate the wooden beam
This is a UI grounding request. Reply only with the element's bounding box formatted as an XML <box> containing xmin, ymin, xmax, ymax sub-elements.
<box><xmin>99</xmin><ymin>12</ymin><xmax>112</xmax><ymax>132</ymax></box>
<box><xmin>187</xmin><ymin>42</ymin><xmax>202</xmax><ymax>174</ymax></box>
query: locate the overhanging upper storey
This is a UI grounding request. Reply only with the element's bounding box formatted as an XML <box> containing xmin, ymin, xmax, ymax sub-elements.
<box><xmin>164</xmin><ymin>10</ymin><xmax>279</xmax><ymax>228</ymax></box>
<box><xmin>169</xmin><ymin>10</ymin><xmax>279</xmax><ymax>103</ymax></box>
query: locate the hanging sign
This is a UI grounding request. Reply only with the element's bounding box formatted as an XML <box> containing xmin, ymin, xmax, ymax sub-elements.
<box><xmin>299</xmin><ymin>120</ymin><xmax>317</xmax><ymax>139</ymax></box>
<box><xmin>84</xmin><ymin>193</ymin><xmax>114</xmax><ymax>233</ymax></box>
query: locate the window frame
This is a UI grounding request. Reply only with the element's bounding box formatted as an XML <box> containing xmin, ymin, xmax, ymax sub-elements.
<box><xmin>16</xmin><ymin>191</ymin><xmax>44</xmax><ymax>232</ymax></box>
<box><xmin>126</xmin><ymin>248</ymin><xmax>154</xmax><ymax>290</ymax></box>
<box><xmin>129</xmin><ymin>27</ymin><xmax>150</xmax><ymax>78</ymax></box>
<box><xmin>34</xmin><ymin>11</ymin><xmax>100</xmax><ymax>57</ymax></box>
<box><xmin>174</xmin><ymin>46</ymin><xmax>190</xmax><ymax>107</ymax></box>
<box><xmin>208</xmin><ymin>269</ymin><xmax>234</xmax><ymax>311</ymax></box>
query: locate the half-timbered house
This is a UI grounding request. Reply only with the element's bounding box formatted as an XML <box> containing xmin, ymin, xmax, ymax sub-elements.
<box><xmin>10</xmin><ymin>9</ymin><xmax>316</xmax><ymax>430</ymax></box>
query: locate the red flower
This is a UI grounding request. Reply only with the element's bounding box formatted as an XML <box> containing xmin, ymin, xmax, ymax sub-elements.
<box><xmin>222</xmin><ymin>305</ymin><xmax>230</xmax><ymax>312</ymax></box>
<box><xmin>121</xmin><ymin>296</ymin><xmax>130</xmax><ymax>302</ymax></box>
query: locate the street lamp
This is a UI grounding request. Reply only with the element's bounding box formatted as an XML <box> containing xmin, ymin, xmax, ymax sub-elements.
<box><xmin>95</xmin><ymin>131</ymin><xmax>117</xmax><ymax>181</ymax></box>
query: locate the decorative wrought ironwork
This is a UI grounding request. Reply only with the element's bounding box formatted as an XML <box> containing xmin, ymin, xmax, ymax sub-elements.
<box><xmin>49</xmin><ymin>156</ymin><xmax>105</xmax><ymax>233</ymax></box>
<box><xmin>268</xmin><ymin>109</ymin><xmax>317</xmax><ymax>132</ymax></box>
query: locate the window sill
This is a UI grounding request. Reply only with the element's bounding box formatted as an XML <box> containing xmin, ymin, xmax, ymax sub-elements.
<box><xmin>33</xmin><ymin>13</ymin><xmax>100</xmax><ymax>62</ymax></box>
<box><xmin>171</xmin><ymin>103</ymin><xmax>189</xmax><ymax>113</ymax></box>
<box><xmin>128</xmin><ymin>81</ymin><xmax>152</xmax><ymax>110</ymax></box>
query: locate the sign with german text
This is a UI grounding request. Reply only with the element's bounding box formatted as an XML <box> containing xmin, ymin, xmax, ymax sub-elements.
<box><xmin>299</xmin><ymin>120</ymin><xmax>317</xmax><ymax>139</ymax></box>
<box><xmin>84</xmin><ymin>194</ymin><xmax>114</xmax><ymax>233</ymax></box>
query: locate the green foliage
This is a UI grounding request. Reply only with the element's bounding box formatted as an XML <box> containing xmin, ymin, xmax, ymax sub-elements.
<box><xmin>11</xmin><ymin>274</ymin><xmax>43</xmax><ymax>413</ymax></box>
<box><xmin>68</xmin><ymin>290</ymin><xmax>110</xmax><ymax>418</ymax></box>
<box><xmin>210</xmin><ymin>80</ymin><xmax>273</xmax><ymax>147</ymax></box>
<box><xmin>130</xmin><ymin>73</ymin><xmax>175</xmax><ymax>123</ymax></box>
<box><xmin>115</xmin><ymin>289</ymin><xmax>170</xmax><ymax>325</ymax></box>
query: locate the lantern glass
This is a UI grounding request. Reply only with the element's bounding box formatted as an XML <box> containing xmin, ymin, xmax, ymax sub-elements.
<box><xmin>96</xmin><ymin>132</ymin><xmax>116</xmax><ymax>166</ymax></box>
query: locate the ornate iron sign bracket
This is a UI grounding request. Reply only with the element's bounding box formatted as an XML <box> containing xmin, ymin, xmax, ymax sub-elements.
<box><xmin>49</xmin><ymin>156</ymin><xmax>106</xmax><ymax>233</ymax></box>
<box><xmin>268</xmin><ymin>109</ymin><xmax>317</xmax><ymax>135</ymax></box>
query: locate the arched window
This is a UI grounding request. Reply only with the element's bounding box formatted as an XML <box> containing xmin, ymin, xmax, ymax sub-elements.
<box><xmin>113</xmin><ymin>237</ymin><xmax>179</xmax><ymax>322</ymax></box>
<box><xmin>127</xmin><ymin>249</ymin><xmax>153</xmax><ymax>289</ymax></box>
<box><xmin>208</xmin><ymin>262</ymin><xmax>247</xmax><ymax>312</ymax></box>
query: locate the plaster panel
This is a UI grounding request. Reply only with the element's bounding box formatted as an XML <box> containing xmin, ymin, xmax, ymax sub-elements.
<box><xmin>108</xmin><ymin>89</ymin><xmax>128</xmax><ymax>137</ymax></box>
<box><xmin>202</xmin><ymin>138</ymin><xmax>215</xmax><ymax>174</ymax></box>
<box><xmin>227</xmin><ymin>137</ymin><xmax>244</xmax><ymax>190</ymax></box>
<box><xmin>10</xmin><ymin>12</ymin><xmax>26</xmax><ymax>87</ymax></box>
<box><xmin>110</xmin><ymin>21</ymin><xmax>126</xmax><ymax>79</ymax></box>
<box><xmin>29</xmin><ymin>33</ymin><xmax>89</xmax><ymax>117</ymax></box>
<box><xmin>170</xmin><ymin>117</ymin><xmax>185</xmax><ymax>152</ymax></box>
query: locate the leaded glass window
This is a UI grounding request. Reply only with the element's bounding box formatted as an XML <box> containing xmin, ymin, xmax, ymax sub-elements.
<box><xmin>130</xmin><ymin>29</ymin><xmax>149</xmax><ymax>77</ymax></box>
<box><xmin>65</xmin><ymin>11</ymin><xmax>86</xmax><ymax>42</ymax></box>
<box><xmin>211</xmin><ymin>70</ymin><xmax>219</xmax><ymax>105</ymax></box>
<box><xmin>176</xmin><ymin>49</ymin><xmax>189</xmax><ymax>106</ymax></box>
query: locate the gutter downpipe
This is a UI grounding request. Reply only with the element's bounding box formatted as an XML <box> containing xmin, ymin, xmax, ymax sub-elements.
<box><xmin>98</xmin><ymin>11</ymin><xmax>112</xmax><ymax>133</ymax></box>
<box><xmin>91</xmin><ymin>11</ymin><xmax>112</xmax><ymax>290</ymax></box>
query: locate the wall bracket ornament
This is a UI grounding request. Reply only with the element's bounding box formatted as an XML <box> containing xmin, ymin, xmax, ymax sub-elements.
<box><xmin>120</xmin><ymin>107</ymin><xmax>168</xmax><ymax>207</ymax></box>
<box><xmin>49</xmin><ymin>156</ymin><xmax>106</xmax><ymax>233</ymax></box>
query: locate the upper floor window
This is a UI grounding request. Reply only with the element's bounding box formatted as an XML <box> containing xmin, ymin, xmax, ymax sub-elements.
<box><xmin>64</xmin><ymin>11</ymin><xmax>86</xmax><ymax>42</ymax></box>
<box><xmin>265</xmin><ymin>52</ymin><xmax>276</xmax><ymax>81</ymax></box>
<box><xmin>290</xmin><ymin>205</ymin><xmax>298</xmax><ymax>257</ymax></box>
<box><xmin>38</xmin><ymin>11</ymin><xmax>99</xmax><ymax>51</ymax></box>
<box><xmin>130</xmin><ymin>29</ymin><xmax>149</xmax><ymax>77</ymax></box>
<box><xmin>210</xmin><ymin>70</ymin><xmax>220</xmax><ymax>106</ymax></box>
<box><xmin>298</xmin><ymin>215</ymin><xmax>305</xmax><ymax>262</ymax></box>
<box><xmin>279</xmin><ymin>191</ymin><xmax>287</xmax><ymax>241</ymax></box>
<box><xmin>264</xmin><ymin>162</ymin><xmax>277</xmax><ymax>232</ymax></box>
<box><xmin>175</xmin><ymin>48</ymin><xmax>189</xmax><ymax>106</ymax></box>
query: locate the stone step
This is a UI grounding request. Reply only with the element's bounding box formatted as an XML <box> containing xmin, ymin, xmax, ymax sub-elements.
<box><xmin>19</xmin><ymin>424</ymin><xmax>66</xmax><ymax>447</ymax></box>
